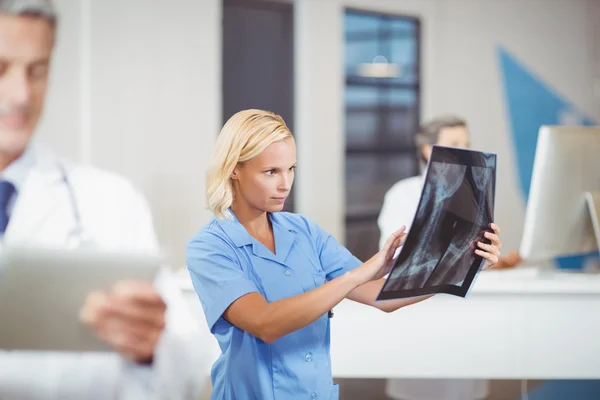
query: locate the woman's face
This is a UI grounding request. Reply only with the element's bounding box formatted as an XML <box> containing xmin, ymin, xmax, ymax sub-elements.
<box><xmin>232</xmin><ymin>138</ymin><xmax>296</xmax><ymax>214</ymax></box>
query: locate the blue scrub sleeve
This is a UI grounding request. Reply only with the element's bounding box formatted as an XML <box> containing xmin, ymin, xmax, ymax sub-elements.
<box><xmin>302</xmin><ymin>217</ymin><xmax>363</xmax><ymax>281</ymax></box>
<box><xmin>186</xmin><ymin>234</ymin><xmax>259</xmax><ymax>332</ymax></box>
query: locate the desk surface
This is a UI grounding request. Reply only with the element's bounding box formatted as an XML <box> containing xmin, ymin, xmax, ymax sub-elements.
<box><xmin>469</xmin><ymin>266</ymin><xmax>600</xmax><ymax>294</ymax></box>
<box><xmin>177</xmin><ymin>266</ymin><xmax>600</xmax><ymax>379</ymax></box>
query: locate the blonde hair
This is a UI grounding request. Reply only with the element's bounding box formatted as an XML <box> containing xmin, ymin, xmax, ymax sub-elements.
<box><xmin>206</xmin><ymin>109</ymin><xmax>294</xmax><ymax>219</ymax></box>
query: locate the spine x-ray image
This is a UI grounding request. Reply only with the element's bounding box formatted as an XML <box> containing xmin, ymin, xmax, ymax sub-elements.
<box><xmin>377</xmin><ymin>146</ymin><xmax>496</xmax><ymax>300</ymax></box>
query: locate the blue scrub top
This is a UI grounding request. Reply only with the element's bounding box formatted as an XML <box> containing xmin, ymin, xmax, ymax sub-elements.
<box><xmin>186</xmin><ymin>212</ymin><xmax>362</xmax><ymax>400</ymax></box>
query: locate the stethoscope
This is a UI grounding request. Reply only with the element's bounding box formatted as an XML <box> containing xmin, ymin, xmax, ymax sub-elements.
<box><xmin>56</xmin><ymin>163</ymin><xmax>96</xmax><ymax>249</ymax></box>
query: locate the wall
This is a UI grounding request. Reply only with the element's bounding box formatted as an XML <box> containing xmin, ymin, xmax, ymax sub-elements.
<box><xmin>35</xmin><ymin>0</ymin><xmax>83</xmax><ymax>161</ymax></box>
<box><xmin>592</xmin><ymin>0</ymin><xmax>600</xmax><ymax>113</ymax></box>
<box><xmin>296</xmin><ymin>0</ymin><xmax>600</xmax><ymax>253</ymax></box>
<box><xmin>432</xmin><ymin>0</ymin><xmax>600</xmax><ymax>253</ymax></box>
<box><xmin>36</xmin><ymin>0</ymin><xmax>221</xmax><ymax>267</ymax></box>
<box><xmin>37</xmin><ymin>0</ymin><xmax>599</xmax><ymax>266</ymax></box>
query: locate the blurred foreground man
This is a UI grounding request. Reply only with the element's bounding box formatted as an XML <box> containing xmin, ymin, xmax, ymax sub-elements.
<box><xmin>0</xmin><ymin>1</ymin><xmax>211</xmax><ymax>398</ymax></box>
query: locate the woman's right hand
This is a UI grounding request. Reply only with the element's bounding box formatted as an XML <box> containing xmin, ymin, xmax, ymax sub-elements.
<box><xmin>351</xmin><ymin>226</ymin><xmax>406</xmax><ymax>285</ymax></box>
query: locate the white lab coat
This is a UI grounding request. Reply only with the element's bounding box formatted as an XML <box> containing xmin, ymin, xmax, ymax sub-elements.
<box><xmin>378</xmin><ymin>174</ymin><xmax>488</xmax><ymax>400</ymax></box>
<box><xmin>0</xmin><ymin>145</ymin><xmax>213</xmax><ymax>400</ymax></box>
<box><xmin>378</xmin><ymin>175</ymin><xmax>424</xmax><ymax>249</ymax></box>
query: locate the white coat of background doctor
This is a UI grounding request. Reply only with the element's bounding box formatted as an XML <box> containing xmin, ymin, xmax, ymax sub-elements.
<box><xmin>378</xmin><ymin>115</ymin><xmax>522</xmax><ymax>400</ymax></box>
<box><xmin>0</xmin><ymin>1</ymin><xmax>212</xmax><ymax>399</ymax></box>
<box><xmin>378</xmin><ymin>115</ymin><xmax>488</xmax><ymax>400</ymax></box>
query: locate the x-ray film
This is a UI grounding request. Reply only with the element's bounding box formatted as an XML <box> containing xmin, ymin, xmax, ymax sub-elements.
<box><xmin>377</xmin><ymin>146</ymin><xmax>496</xmax><ymax>300</ymax></box>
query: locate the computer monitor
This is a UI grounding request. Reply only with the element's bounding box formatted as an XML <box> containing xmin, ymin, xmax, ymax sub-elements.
<box><xmin>520</xmin><ymin>126</ymin><xmax>600</xmax><ymax>263</ymax></box>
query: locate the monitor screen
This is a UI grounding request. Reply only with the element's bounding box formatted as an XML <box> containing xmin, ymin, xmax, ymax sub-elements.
<box><xmin>519</xmin><ymin>126</ymin><xmax>600</xmax><ymax>262</ymax></box>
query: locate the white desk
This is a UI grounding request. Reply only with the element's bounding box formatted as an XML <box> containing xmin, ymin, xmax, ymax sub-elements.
<box><xmin>177</xmin><ymin>267</ymin><xmax>600</xmax><ymax>380</ymax></box>
<box><xmin>330</xmin><ymin>267</ymin><xmax>600</xmax><ymax>380</ymax></box>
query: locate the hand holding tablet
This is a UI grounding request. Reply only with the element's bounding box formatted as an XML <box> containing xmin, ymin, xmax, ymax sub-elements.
<box><xmin>0</xmin><ymin>247</ymin><xmax>161</xmax><ymax>352</ymax></box>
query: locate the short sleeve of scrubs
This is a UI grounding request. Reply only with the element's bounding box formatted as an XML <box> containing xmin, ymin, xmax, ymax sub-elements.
<box><xmin>186</xmin><ymin>232</ymin><xmax>259</xmax><ymax>332</ymax></box>
<box><xmin>301</xmin><ymin>216</ymin><xmax>363</xmax><ymax>281</ymax></box>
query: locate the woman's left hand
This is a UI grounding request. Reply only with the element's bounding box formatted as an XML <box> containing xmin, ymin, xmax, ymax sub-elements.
<box><xmin>475</xmin><ymin>223</ymin><xmax>502</xmax><ymax>269</ymax></box>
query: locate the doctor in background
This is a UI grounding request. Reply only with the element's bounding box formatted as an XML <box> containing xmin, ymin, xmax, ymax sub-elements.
<box><xmin>378</xmin><ymin>115</ymin><xmax>521</xmax><ymax>400</ymax></box>
<box><xmin>0</xmin><ymin>1</ymin><xmax>211</xmax><ymax>399</ymax></box>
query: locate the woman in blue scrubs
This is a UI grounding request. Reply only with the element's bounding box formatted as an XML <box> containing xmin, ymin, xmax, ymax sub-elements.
<box><xmin>186</xmin><ymin>109</ymin><xmax>502</xmax><ymax>400</ymax></box>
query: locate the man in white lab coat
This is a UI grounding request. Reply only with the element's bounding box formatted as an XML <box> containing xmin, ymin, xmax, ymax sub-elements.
<box><xmin>378</xmin><ymin>116</ymin><xmax>488</xmax><ymax>400</ymax></box>
<box><xmin>0</xmin><ymin>1</ymin><xmax>212</xmax><ymax>398</ymax></box>
<box><xmin>378</xmin><ymin>115</ymin><xmax>521</xmax><ymax>400</ymax></box>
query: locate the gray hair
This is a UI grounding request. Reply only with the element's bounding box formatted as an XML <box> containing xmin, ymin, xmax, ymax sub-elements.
<box><xmin>415</xmin><ymin>114</ymin><xmax>467</xmax><ymax>164</ymax></box>
<box><xmin>0</xmin><ymin>0</ymin><xmax>57</xmax><ymax>26</ymax></box>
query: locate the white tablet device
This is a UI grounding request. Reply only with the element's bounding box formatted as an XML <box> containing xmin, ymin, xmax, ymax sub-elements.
<box><xmin>0</xmin><ymin>246</ymin><xmax>161</xmax><ymax>352</ymax></box>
